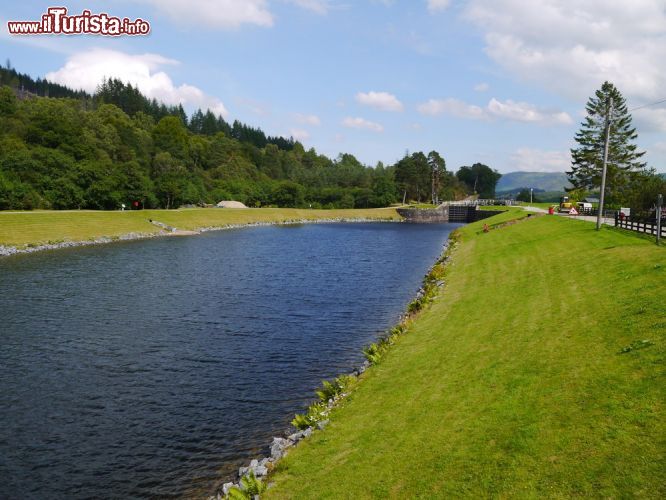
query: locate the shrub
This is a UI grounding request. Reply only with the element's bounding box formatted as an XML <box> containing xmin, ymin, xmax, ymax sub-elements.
<box><xmin>291</xmin><ymin>401</ymin><xmax>329</xmax><ymax>430</ymax></box>
<box><xmin>227</xmin><ymin>472</ymin><xmax>266</xmax><ymax>499</ymax></box>
<box><xmin>315</xmin><ymin>375</ymin><xmax>355</xmax><ymax>402</ymax></box>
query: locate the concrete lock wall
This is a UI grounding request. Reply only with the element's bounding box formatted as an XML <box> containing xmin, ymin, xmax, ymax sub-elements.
<box><xmin>396</xmin><ymin>206</ymin><xmax>450</xmax><ymax>222</ymax></box>
<box><xmin>397</xmin><ymin>206</ymin><xmax>504</xmax><ymax>223</ymax></box>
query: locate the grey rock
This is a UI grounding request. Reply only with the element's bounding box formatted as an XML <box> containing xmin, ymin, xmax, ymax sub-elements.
<box><xmin>259</xmin><ymin>457</ymin><xmax>272</xmax><ymax>467</ymax></box>
<box><xmin>250</xmin><ymin>459</ymin><xmax>259</xmax><ymax>468</ymax></box>
<box><xmin>222</xmin><ymin>482</ymin><xmax>235</xmax><ymax>496</ymax></box>
<box><xmin>287</xmin><ymin>431</ymin><xmax>304</xmax><ymax>442</ymax></box>
<box><xmin>316</xmin><ymin>419</ymin><xmax>329</xmax><ymax>430</ymax></box>
<box><xmin>254</xmin><ymin>465</ymin><xmax>268</xmax><ymax>477</ymax></box>
<box><xmin>302</xmin><ymin>427</ymin><xmax>313</xmax><ymax>438</ymax></box>
<box><xmin>238</xmin><ymin>466</ymin><xmax>249</xmax><ymax>477</ymax></box>
<box><xmin>270</xmin><ymin>437</ymin><xmax>294</xmax><ymax>460</ymax></box>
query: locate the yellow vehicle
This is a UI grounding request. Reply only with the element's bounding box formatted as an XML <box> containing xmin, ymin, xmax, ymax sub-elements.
<box><xmin>559</xmin><ymin>196</ymin><xmax>574</xmax><ymax>213</ymax></box>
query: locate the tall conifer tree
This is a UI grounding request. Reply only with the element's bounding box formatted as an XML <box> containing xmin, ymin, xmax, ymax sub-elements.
<box><xmin>568</xmin><ymin>82</ymin><xmax>647</xmax><ymax>200</ymax></box>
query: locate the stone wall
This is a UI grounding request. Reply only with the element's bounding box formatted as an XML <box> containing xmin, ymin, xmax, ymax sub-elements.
<box><xmin>396</xmin><ymin>206</ymin><xmax>449</xmax><ymax>223</ymax></box>
<box><xmin>397</xmin><ymin>206</ymin><xmax>505</xmax><ymax>223</ymax></box>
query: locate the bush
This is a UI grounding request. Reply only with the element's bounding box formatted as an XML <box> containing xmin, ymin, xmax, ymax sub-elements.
<box><xmin>227</xmin><ymin>472</ymin><xmax>266</xmax><ymax>499</ymax></box>
<box><xmin>291</xmin><ymin>401</ymin><xmax>329</xmax><ymax>430</ymax></box>
<box><xmin>315</xmin><ymin>375</ymin><xmax>355</xmax><ymax>402</ymax></box>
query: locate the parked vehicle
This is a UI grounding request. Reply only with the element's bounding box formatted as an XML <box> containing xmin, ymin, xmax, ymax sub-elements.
<box><xmin>559</xmin><ymin>196</ymin><xmax>573</xmax><ymax>213</ymax></box>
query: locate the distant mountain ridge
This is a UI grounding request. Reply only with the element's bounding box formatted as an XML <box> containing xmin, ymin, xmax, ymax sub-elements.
<box><xmin>497</xmin><ymin>172</ymin><xmax>571</xmax><ymax>193</ymax></box>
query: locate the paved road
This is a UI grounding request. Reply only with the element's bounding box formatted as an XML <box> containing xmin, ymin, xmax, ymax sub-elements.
<box><xmin>520</xmin><ymin>205</ymin><xmax>615</xmax><ymax>226</ymax></box>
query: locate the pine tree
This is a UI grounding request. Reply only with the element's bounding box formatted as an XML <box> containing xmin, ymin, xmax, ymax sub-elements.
<box><xmin>568</xmin><ymin>82</ymin><xmax>647</xmax><ymax>202</ymax></box>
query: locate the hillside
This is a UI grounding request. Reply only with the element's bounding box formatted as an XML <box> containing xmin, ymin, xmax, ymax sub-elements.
<box><xmin>496</xmin><ymin>171</ymin><xmax>571</xmax><ymax>192</ymax></box>
<box><xmin>0</xmin><ymin>66</ymin><xmax>463</xmax><ymax>211</ymax></box>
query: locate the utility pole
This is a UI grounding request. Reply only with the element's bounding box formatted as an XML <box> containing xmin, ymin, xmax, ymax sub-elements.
<box><xmin>530</xmin><ymin>188</ymin><xmax>533</xmax><ymax>206</ymax></box>
<box><xmin>657</xmin><ymin>193</ymin><xmax>663</xmax><ymax>245</ymax></box>
<box><xmin>596</xmin><ymin>96</ymin><xmax>613</xmax><ymax>231</ymax></box>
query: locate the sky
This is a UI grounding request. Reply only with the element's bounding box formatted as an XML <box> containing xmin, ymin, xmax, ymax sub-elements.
<box><xmin>2</xmin><ymin>0</ymin><xmax>665</xmax><ymax>174</ymax></box>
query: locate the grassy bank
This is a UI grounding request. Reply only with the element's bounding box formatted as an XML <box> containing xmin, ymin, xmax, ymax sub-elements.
<box><xmin>0</xmin><ymin>208</ymin><xmax>400</xmax><ymax>247</ymax></box>
<box><xmin>266</xmin><ymin>214</ymin><xmax>665</xmax><ymax>498</ymax></box>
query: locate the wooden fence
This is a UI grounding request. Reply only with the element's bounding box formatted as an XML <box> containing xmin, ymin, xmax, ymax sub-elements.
<box><xmin>615</xmin><ymin>215</ymin><xmax>665</xmax><ymax>238</ymax></box>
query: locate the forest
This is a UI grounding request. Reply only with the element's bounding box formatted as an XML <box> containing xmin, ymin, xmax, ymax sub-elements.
<box><xmin>0</xmin><ymin>64</ymin><xmax>493</xmax><ymax>211</ymax></box>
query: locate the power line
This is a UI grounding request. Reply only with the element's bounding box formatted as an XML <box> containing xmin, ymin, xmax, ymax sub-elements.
<box><xmin>628</xmin><ymin>98</ymin><xmax>666</xmax><ymax>112</ymax></box>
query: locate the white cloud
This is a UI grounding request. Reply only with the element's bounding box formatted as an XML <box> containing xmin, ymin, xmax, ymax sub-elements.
<box><xmin>45</xmin><ymin>48</ymin><xmax>229</xmax><ymax>117</ymax></box>
<box><xmin>417</xmin><ymin>97</ymin><xmax>572</xmax><ymax>125</ymax></box>
<box><xmin>356</xmin><ymin>91</ymin><xmax>404</xmax><ymax>112</ymax></box>
<box><xmin>295</xmin><ymin>113</ymin><xmax>321</xmax><ymax>126</ymax></box>
<box><xmin>487</xmin><ymin>98</ymin><xmax>572</xmax><ymax>124</ymax></box>
<box><xmin>427</xmin><ymin>0</ymin><xmax>451</xmax><ymax>12</ymax></box>
<box><xmin>509</xmin><ymin>148</ymin><xmax>572</xmax><ymax>172</ymax></box>
<box><xmin>418</xmin><ymin>98</ymin><xmax>486</xmax><ymax>119</ymax></box>
<box><xmin>474</xmin><ymin>82</ymin><xmax>489</xmax><ymax>92</ymax></box>
<box><xmin>342</xmin><ymin>117</ymin><xmax>384</xmax><ymax>132</ymax></box>
<box><xmin>289</xmin><ymin>128</ymin><xmax>311</xmax><ymax>141</ymax></box>
<box><xmin>142</xmin><ymin>0</ymin><xmax>273</xmax><ymax>29</ymax></box>
<box><xmin>463</xmin><ymin>0</ymin><xmax>666</xmax><ymax>104</ymax></box>
<box><xmin>288</xmin><ymin>0</ymin><xmax>331</xmax><ymax>14</ymax></box>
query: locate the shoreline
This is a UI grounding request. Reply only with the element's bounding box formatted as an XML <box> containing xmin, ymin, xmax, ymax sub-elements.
<box><xmin>208</xmin><ymin>224</ymin><xmax>463</xmax><ymax>498</ymax></box>
<box><xmin>0</xmin><ymin>216</ymin><xmax>402</xmax><ymax>258</ymax></box>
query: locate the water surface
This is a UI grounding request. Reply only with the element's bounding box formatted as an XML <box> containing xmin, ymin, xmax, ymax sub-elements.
<box><xmin>0</xmin><ymin>222</ymin><xmax>459</xmax><ymax>498</ymax></box>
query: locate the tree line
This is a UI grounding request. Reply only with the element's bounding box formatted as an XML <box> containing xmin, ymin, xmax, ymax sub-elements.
<box><xmin>0</xmin><ymin>66</ymin><xmax>501</xmax><ymax>211</ymax></box>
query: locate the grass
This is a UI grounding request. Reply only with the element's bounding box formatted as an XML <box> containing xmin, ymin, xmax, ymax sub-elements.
<box><xmin>266</xmin><ymin>213</ymin><xmax>665</xmax><ymax>498</ymax></box>
<box><xmin>407</xmin><ymin>203</ymin><xmax>437</xmax><ymax>209</ymax></box>
<box><xmin>0</xmin><ymin>207</ymin><xmax>400</xmax><ymax>247</ymax></box>
<box><xmin>516</xmin><ymin>201</ymin><xmax>556</xmax><ymax>209</ymax></box>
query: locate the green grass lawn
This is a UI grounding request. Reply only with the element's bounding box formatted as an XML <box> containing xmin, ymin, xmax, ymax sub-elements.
<box><xmin>266</xmin><ymin>214</ymin><xmax>665</xmax><ymax>498</ymax></box>
<box><xmin>0</xmin><ymin>208</ymin><xmax>400</xmax><ymax>247</ymax></box>
<box><xmin>407</xmin><ymin>203</ymin><xmax>437</xmax><ymax>209</ymax></box>
<box><xmin>516</xmin><ymin>201</ymin><xmax>556</xmax><ymax>209</ymax></box>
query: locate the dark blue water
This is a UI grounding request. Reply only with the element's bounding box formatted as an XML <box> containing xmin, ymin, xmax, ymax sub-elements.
<box><xmin>0</xmin><ymin>222</ymin><xmax>459</xmax><ymax>498</ymax></box>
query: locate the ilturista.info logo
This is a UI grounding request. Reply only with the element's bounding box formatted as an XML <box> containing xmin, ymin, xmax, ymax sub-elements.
<box><xmin>7</xmin><ymin>7</ymin><xmax>150</xmax><ymax>36</ymax></box>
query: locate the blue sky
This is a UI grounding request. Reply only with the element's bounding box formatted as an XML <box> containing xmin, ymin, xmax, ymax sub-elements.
<box><xmin>2</xmin><ymin>0</ymin><xmax>665</xmax><ymax>173</ymax></box>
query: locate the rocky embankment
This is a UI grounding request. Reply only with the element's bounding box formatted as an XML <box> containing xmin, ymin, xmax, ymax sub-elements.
<box><xmin>209</xmin><ymin>359</ymin><xmax>372</xmax><ymax>499</ymax></box>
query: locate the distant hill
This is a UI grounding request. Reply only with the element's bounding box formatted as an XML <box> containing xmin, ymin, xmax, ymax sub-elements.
<box><xmin>497</xmin><ymin>172</ymin><xmax>571</xmax><ymax>193</ymax></box>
